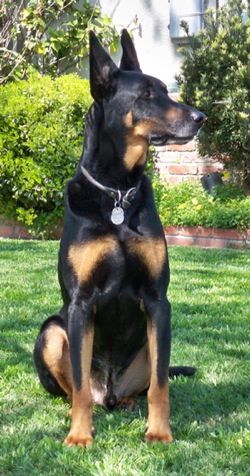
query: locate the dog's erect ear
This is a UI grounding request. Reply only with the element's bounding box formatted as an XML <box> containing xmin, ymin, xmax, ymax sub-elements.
<box><xmin>89</xmin><ymin>31</ymin><xmax>119</xmax><ymax>102</ymax></box>
<box><xmin>120</xmin><ymin>29</ymin><xmax>142</xmax><ymax>72</ymax></box>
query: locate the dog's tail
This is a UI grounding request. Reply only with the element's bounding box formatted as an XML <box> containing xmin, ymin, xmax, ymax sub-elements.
<box><xmin>169</xmin><ymin>366</ymin><xmax>197</xmax><ymax>378</ymax></box>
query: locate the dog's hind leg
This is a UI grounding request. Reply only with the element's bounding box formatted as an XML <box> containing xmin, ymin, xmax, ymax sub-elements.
<box><xmin>113</xmin><ymin>344</ymin><xmax>151</xmax><ymax>409</ymax></box>
<box><xmin>33</xmin><ymin>315</ymin><xmax>72</xmax><ymax>399</ymax></box>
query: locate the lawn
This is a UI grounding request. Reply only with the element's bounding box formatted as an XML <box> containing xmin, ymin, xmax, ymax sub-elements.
<box><xmin>0</xmin><ymin>239</ymin><xmax>249</xmax><ymax>476</ymax></box>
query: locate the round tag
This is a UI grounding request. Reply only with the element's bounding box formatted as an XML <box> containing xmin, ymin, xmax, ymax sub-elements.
<box><xmin>111</xmin><ymin>206</ymin><xmax>124</xmax><ymax>225</ymax></box>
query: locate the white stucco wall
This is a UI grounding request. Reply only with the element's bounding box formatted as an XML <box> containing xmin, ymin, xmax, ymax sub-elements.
<box><xmin>98</xmin><ymin>0</ymin><xmax>222</xmax><ymax>92</ymax></box>
<box><xmin>99</xmin><ymin>0</ymin><xmax>182</xmax><ymax>92</ymax></box>
<box><xmin>80</xmin><ymin>1</ymin><xmax>230</xmax><ymax>91</ymax></box>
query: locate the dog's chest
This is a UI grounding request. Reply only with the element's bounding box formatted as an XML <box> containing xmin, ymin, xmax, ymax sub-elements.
<box><xmin>68</xmin><ymin>234</ymin><xmax>166</xmax><ymax>286</ymax></box>
<box><xmin>124</xmin><ymin>235</ymin><xmax>166</xmax><ymax>280</ymax></box>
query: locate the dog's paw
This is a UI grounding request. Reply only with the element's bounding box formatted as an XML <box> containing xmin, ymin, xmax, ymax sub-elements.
<box><xmin>145</xmin><ymin>430</ymin><xmax>173</xmax><ymax>444</ymax></box>
<box><xmin>64</xmin><ymin>432</ymin><xmax>93</xmax><ymax>448</ymax></box>
<box><xmin>118</xmin><ymin>397</ymin><xmax>138</xmax><ymax>411</ymax></box>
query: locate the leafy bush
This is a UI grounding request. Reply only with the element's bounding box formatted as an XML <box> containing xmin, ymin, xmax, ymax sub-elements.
<box><xmin>0</xmin><ymin>0</ymin><xmax>118</xmax><ymax>83</ymax></box>
<box><xmin>177</xmin><ymin>0</ymin><xmax>250</xmax><ymax>188</ymax></box>
<box><xmin>153</xmin><ymin>179</ymin><xmax>250</xmax><ymax>230</ymax></box>
<box><xmin>0</xmin><ymin>73</ymin><xmax>91</xmax><ymax>236</ymax></box>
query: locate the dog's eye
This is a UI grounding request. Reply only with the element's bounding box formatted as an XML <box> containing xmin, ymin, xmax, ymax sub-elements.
<box><xmin>142</xmin><ymin>89</ymin><xmax>152</xmax><ymax>99</ymax></box>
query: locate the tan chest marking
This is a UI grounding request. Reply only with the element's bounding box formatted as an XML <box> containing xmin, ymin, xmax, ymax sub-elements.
<box><xmin>68</xmin><ymin>236</ymin><xmax>119</xmax><ymax>283</ymax></box>
<box><xmin>127</xmin><ymin>237</ymin><xmax>166</xmax><ymax>279</ymax></box>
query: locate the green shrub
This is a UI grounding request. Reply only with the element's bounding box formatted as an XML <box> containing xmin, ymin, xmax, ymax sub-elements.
<box><xmin>0</xmin><ymin>74</ymin><xmax>249</xmax><ymax>237</ymax></box>
<box><xmin>153</xmin><ymin>179</ymin><xmax>250</xmax><ymax>230</ymax></box>
<box><xmin>0</xmin><ymin>0</ymin><xmax>119</xmax><ymax>83</ymax></box>
<box><xmin>0</xmin><ymin>73</ymin><xmax>91</xmax><ymax>236</ymax></box>
<box><xmin>177</xmin><ymin>0</ymin><xmax>250</xmax><ymax>187</ymax></box>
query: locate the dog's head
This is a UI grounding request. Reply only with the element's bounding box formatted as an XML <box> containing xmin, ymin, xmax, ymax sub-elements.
<box><xmin>89</xmin><ymin>30</ymin><xmax>206</xmax><ymax>147</ymax></box>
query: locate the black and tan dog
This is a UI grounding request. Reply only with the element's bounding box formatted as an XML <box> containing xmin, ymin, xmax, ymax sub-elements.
<box><xmin>34</xmin><ymin>30</ymin><xmax>206</xmax><ymax>447</ymax></box>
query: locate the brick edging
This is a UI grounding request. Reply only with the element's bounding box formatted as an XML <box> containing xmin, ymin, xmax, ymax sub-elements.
<box><xmin>164</xmin><ymin>226</ymin><xmax>250</xmax><ymax>249</ymax></box>
<box><xmin>0</xmin><ymin>219</ymin><xmax>62</xmax><ymax>240</ymax></box>
<box><xmin>0</xmin><ymin>220</ymin><xmax>249</xmax><ymax>249</ymax></box>
<box><xmin>0</xmin><ymin>219</ymin><xmax>32</xmax><ymax>239</ymax></box>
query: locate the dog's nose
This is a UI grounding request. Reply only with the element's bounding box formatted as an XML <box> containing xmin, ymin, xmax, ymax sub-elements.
<box><xmin>191</xmin><ymin>110</ymin><xmax>207</xmax><ymax>124</ymax></box>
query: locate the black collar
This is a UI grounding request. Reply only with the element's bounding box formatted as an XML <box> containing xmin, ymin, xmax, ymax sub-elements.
<box><xmin>80</xmin><ymin>165</ymin><xmax>140</xmax><ymax>209</ymax></box>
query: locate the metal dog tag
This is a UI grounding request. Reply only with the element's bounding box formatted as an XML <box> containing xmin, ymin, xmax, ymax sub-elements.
<box><xmin>111</xmin><ymin>206</ymin><xmax>124</xmax><ymax>225</ymax></box>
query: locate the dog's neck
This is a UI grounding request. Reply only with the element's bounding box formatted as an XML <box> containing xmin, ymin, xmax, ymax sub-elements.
<box><xmin>80</xmin><ymin>103</ymin><xmax>148</xmax><ymax>189</ymax></box>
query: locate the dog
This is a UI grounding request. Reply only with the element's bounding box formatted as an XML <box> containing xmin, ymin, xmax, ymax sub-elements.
<box><xmin>33</xmin><ymin>30</ymin><xmax>206</xmax><ymax>447</ymax></box>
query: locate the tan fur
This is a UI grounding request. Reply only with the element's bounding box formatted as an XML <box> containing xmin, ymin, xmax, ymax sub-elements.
<box><xmin>123</xmin><ymin>112</ymin><xmax>160</xmax><ymax>171</ymax></box>
<box><xmin>68</xmin><ymin>236</ymin><xmax>118</xmax><ymax>283</ymax></box>
<box><xmin>127</xmin><ymin>237</ymin><xmax>166</xmax><ymax>278</ymax></box>
<box><xmin>114</xmin><ymin>343</ymin><xmax>150</xmax><ymax>400</ymax></box>
<box><xmin>118</xmin><ymin>397</ymin><xmax>138</xmax><ymax>410</ymax></box>
<box><xmin>43</xmin><ymin>325</ymin><xmax>72</xmax><ymax>397</ymax></box>
<box><xmin>146</xmin><ymin>320</ymin><xmax>172</xmax><ymax>443</ymax></box>
<box><xmin>123</xmin><ymin>134</ymin><xmax>148</xmax><ymax>171</ymax></box>
<box><xmin>165</xmin><ymin>106</ymin><xmax>185</xmax><ymax>122</ymax></box>
<box><xmin>133</xmin><ymin>119</ymin><xmax>158</xmax><ymax>137</ymax></box>
<box><xmin>124</xmin><ymin>110</ymin><xmax>133</xmax><ymax>128</ymax></box>
<box><xmin>65</xmin><ymin>327</ymin><xmax>94</xmax><ymax>447</ymax></box>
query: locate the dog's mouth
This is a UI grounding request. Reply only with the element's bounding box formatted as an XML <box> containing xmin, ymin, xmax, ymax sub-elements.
<box><xmin>166</xmin><ymin>136</ymin><xmax>194</xmax><ymax>145</ymax></box>
<box><xmin>149</xmin><ymin>134</ymin><xmax>194</xmax><ymax>147</ymax></box>
<box><xmin>149</xmin><ymin>134</ymin><xmax>169</xmax><ymax>146</ymax></box>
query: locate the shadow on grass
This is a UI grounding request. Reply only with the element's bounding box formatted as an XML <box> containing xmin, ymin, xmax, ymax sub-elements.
<box><xmin>170</xmin><ymin>377</ymin><xmax>249</xmax><ymax>421</ymax></box>
<box><xmin>0</xmin><ymin>334</ymin><xmax>34</xmax><ymax>373</ymax></box>
<box><xmin>1</xmin><ymin>375</ymin><xmax>248</xmax><ymax>444</ymax></box>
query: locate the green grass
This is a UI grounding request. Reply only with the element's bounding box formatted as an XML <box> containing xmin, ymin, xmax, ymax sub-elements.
<box><xmin>0</xmin><ymin>240</ymin><xmax>249</xmax><ymax>476</ymax></box>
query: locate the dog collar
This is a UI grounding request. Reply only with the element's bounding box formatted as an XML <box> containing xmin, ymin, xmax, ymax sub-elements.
<box><xmin>80</xmin><ymin>165</ymin><xmax>140</xmax><ymax>225</ymax></box>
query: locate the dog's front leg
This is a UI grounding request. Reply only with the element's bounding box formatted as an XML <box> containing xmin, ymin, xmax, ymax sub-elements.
<box><xmin>145</xmin><ymin>297</ymin><xmax>173</xmax><ymax>443</ymax></box>
<box><xmin>64</xmin><ymin>296</ymin><xmax>94</xmax><ymax>447</ymax></box>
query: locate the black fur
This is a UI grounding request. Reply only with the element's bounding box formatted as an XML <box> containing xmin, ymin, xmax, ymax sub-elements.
<box><xmin>33</xmin><ymin>30</ymin><xmax>205</xmax><ymax>443</ymax></box>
